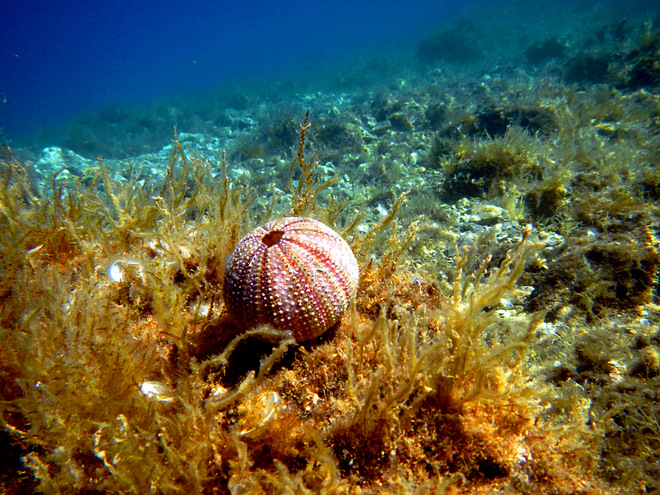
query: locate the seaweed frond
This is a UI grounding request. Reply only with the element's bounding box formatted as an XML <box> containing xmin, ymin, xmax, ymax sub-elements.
<box><xmin>289</xmin><ymin>110</ymin><xmax>340</xmax><ymax>218</ymax></box>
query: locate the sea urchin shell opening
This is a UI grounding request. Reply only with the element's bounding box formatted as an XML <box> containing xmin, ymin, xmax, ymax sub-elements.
<box><xmin>262</xmin><ymin>230</ymin><xmax>284</xmax><ymax>247</ymax></box>
<box><xmin>223</xmin><ymin>217</ymin><xmax>359</xmax><ymax>341</ymax></box>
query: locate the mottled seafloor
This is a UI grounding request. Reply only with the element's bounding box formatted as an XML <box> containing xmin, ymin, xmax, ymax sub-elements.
<box><xmin>2</xmin><ymin>0</ymin><xmax>660</xmax><ymax>493</ymax></box>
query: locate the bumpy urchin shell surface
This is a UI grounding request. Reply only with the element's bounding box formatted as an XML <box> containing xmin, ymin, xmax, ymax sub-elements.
<box><xmin>223</xmin><ymin>217</ymin><xmax>359</xmax><ymax>341</ymax></box>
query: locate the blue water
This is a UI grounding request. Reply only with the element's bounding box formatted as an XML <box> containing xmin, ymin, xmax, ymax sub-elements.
<box><xmin>0</xmin><ymin>0</ymin><xmax>484</xmax><ymax>141</ymax></box>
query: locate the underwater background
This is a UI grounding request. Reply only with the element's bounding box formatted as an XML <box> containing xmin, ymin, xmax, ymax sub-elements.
<box><xmin>1</xmin><ymin>0</ymin><xmax>479</xmax><ymax>141</ymax></box>
<box><xmin>2</xmin><ymin>0</ymin><xmax>660</xmax><ymax>493</ymax></box>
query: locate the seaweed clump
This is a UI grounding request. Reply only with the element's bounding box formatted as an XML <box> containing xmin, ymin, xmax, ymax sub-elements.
<box><xmin>437</xmin><ymin>128</ymin><xmax>544</xmax><ymax>203</ymax></box>
<box><xmin>0</xmin><ymin>123</ymin><xmax>619</xmax><ymax>494</ymax></box>
<box><xmin>618</xmin><ymin>29</ymin><xmax>660</xmax><ymax>89</ymax></box>
<box><xmin>526</xmin><ymin>190</ymin><xmax>660</xmax><ymax>319</ymax></box>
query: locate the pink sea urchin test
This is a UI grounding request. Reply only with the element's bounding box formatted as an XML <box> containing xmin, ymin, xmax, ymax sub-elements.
<box><xmin>223</xmin><ymin>217</ymin><xmax>359</xmax><ymax>341</ymax></box>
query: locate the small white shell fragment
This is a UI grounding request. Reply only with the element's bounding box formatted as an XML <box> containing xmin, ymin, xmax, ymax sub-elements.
<box><xmin>258</xmin><ymin>391</ymin><xmax>281</xmax><ymax>424</ymax></box>
<box><xmin>500</xmin><ymin>298</ymin><xmax>514</xmax><ymax>309</ymax></box>
<box><xmin>305</xmin><ymin>392</ymin><xmax>321</xmax><ymax>411</ymax></box>
<box><xmin>240</xmin><ymin>391</ymin><xmax>283</xmax><ymax>437</ymax></box>
<box><xmin>26</xmin><ymin>245</ymin><xmax>44</xmax><ymax>255</ymax></box>
<box><xmin>190</xmin><ymin>299</ymin><xmax>213</xmax><ymax>318</ymax></box>
<box><xmin>211</xmin><ymin>385</ymin><xmax>229</xmax><ymax>398</ymax></box>
<box><xmin>609</xmin><ymin>360</ymin><xmax>625</xmax><ymax>383</ymax></box>
<box><xmin>140</xmin><ymin>381</ymin><xmax>175</xmax><ymax>402</ymax></box>
<box><xmin>108</xmin><ymin>261</ymin><xmax>125</xmax><ymax>282</ymax></box>
<box><xmin>107</xmin><ymin>258</ymin><xmax>144</xmax><ymax>283</ymax></box>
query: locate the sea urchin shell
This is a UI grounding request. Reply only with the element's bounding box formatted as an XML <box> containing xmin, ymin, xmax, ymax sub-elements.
<box><xmin>223</xmin><ymin>217</ymin><xmax>359</xmax><ymax>341</ymax></box>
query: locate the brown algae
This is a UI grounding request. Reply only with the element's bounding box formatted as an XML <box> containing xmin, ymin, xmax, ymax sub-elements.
<box><xmin>0</xmin><ymin>130</ymin><xmax>631</xmax><ymax>494</ymax></box>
